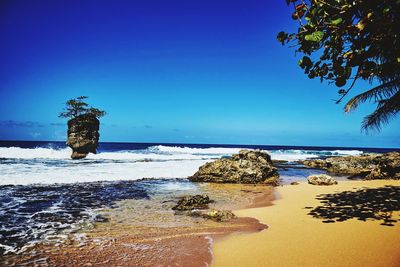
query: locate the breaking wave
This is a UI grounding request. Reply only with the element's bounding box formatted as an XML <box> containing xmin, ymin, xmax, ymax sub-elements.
<box><xmin>0</xmin><ymin>145</ymin><xmax>363</xmax><ymax>161</ymax></box>
<box><xmin>0</xmin><ymin>145</ymin><xmax>363</xmax><ymax>186</ymax></box>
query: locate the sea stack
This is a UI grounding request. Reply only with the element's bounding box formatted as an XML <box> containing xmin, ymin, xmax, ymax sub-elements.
<box><xmin>67</xmin><ymin>114</ymin><xmax>100</xmax><ymax>159</ymax></box>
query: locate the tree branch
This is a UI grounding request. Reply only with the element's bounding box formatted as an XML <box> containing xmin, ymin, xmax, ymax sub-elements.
<box><xmin>335</xmin><ymin>74</ymin><xmax>359</xmax><ymax>104</ymax></box>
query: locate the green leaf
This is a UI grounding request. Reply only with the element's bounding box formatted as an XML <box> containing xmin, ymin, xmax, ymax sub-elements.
<box><xmin>304</xmin><ymin>31</ymin><xmax>324</xmax><ymax>42</ymax></box>
<box><xmin>330</xmin><ymin>17</ymin><xmax>343</xmax><ymax>25</ymax></box>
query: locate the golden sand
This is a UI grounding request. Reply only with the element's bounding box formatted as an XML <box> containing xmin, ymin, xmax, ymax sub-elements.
<box><xmin>212</xmin><ymin>180</ymin><xmax>400</xmax><ymax>267</ymax></box>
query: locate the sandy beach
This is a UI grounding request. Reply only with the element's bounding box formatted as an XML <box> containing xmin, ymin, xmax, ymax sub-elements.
<box><xmin>212</xmin><ymin>180</ymin><xmax>400</xmax><ymax>267</ymax></box>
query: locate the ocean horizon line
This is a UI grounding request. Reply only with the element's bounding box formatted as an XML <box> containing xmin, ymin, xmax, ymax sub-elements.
<box><xmin>0</xmin><ymin>139</ymin><xmax>399</xmax><ymax>151</ymax></box>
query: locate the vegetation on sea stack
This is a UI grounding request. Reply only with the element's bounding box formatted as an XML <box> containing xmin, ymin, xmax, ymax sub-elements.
<box><xmin>59</xmin><ymin>96</ymin><xmax>105</xmax><ymax>159</ymax></box>
<box><xmin>59</xmin><ymin>96</ymin><xmax>106</xmax><ymax>119</ymax></box>
<box><xmin>278</xmin><ymin>0</ymin><xmax>400</xmax><ymax>131</ymax></box>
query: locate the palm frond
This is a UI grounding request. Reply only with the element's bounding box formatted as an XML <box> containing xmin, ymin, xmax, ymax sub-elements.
<box><xmin>362</xmin><ymin>91</ymin><xmax>400</xmax><ymax>132</ymax></box>
<box><xmin>345</xmin><ymin>79</ymin><xmax>400</xmax><ymax>113</ymax></box>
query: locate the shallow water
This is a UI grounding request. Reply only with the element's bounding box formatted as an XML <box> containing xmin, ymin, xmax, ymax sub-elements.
<box><xmin>1</xmin><ymin>179</ymin><xmax>272</xmax><ymax>266</ymax></box>
<box><xmin>0</xmin><ymin>179</ymin><xmax>151</xmax><ymax>255</ymax></box>
<box><xmin>0</xmin><ymin>178</ymin><xmax>267</xmax><ymax>256</ymax></box>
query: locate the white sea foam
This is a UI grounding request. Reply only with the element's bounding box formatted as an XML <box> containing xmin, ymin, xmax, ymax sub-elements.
<box><xmin>0</xmin><ymin>160</ymin><xmax>210</xmax><ymax>186</ymax></box>
<box><xmin>149</xmin><ymin>145</ymin><xmax>242</xmax><ymax>155</ymax></box>
<box><xmin>0</xmin><ymin>145</ymin><xmax>363</xmax><ymax>161</ymax></box>
<box><xmin>87</xmin><ymin>151</ymin><xmax>208</xmax><ymax>161</ymax></box>
<box><xmin>0</xmin><ymin>147</ymin><xmax>72</xmax><ymax>159</ymax></box>
<box><xmin>330</xmin><ymin>149</ymin><xmax>363</xmax><ymax>156</ymax></box>
<box><xmin>270</xmin><ymin>152</ymin><xmax>318</xmax><ymax>161</ymax></box>
<box><xmin>0</xmin><ymin>147</ymin><xmax>218</xmax><ymax>161</ymax></box>
<box><xmin>0</xmin><ymin>145</ymin><xmax>364</xmax><ymax>185</ymax></box>
<box><xmin>268</xmin><ymin>149</ymin><xmax>363</xmax><ymax>161</ymax></box>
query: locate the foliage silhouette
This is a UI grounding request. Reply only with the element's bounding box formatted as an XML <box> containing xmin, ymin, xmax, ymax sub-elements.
<box><xmin>307</xmin><ymin>186</ymin><xmax>400</xmax><ymax>226</ymax></box>
<box><xmin>278</xmin><ymin>1</ymin><xmax>400</xmax><ymax>131</ymax></box>
<box><xmin>59</xmin><ymin>96</ymin><xmax>106</xmax><ymax>119</ymax></box>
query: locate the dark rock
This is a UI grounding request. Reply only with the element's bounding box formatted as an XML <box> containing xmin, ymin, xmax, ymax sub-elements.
<box><xmin>299</xmin><ymin>159</ymin><xmax>328</xmax><ymax>169</ymax></box>
<box><xmin>290</xmin><ymin>181</ymin><xmax>300</xmax><ymax>185</ymax></box>
<box><xmin>307</xmin><ymin>174</ymin><xmax>338</xmax><ymax>185</ymax></box>
<box><xmin>67</xmin><ymin>114</ymin><xmax>100</xmax><ymax>159</ymax></box>
<box><xmin>301</xmin><ymin>152</ymin><xmax>400</xmax><ymax>180</ymax></box>
<box><xmin>272</xmin><ymin>160</ymin><xmax>289</xmax><ymax>164</ymax></box>
<box><xmin>70</xmin><ymin>151</ymin><xmax>89</xmax><ymax>160</ymax></box>
<box><xmin>172</xmin><ymin>194</ymin><xmax>213</xmax><ymax>211</ymax></box>
<box><xmin>189</xmin><ymin>149</ymin><xmax>279</xmax><ymax>185</ymax></box>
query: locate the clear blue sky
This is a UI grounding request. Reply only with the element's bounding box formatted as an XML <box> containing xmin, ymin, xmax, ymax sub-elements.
<box><xmin>0</xmin><ymin>0</ymin><xmax>399</xmax><ymax>148</ymax></box>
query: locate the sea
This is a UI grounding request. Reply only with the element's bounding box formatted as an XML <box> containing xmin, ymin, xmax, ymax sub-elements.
<box><xmin>0</xmin><ymin>140</ymin><xmax>398</xmax><ymax>257</ymax></box>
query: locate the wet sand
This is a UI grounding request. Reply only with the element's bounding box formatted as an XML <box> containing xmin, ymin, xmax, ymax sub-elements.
<box><xmin>212</xmin><ymin>180</ymin><xmax>400</xmax><ymax>267</ymax></box>
<box><xmin>4</xmin><ymin>183</ymin><xmax>274</xmax><ymax>266</ymax></box>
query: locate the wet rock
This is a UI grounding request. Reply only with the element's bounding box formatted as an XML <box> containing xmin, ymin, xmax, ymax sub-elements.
<box><xmin>202</xmin><ymin>210</ymin><xmax>236</xmax><ymax>222</ymax></box>
<box><xmin>172</xmin><ymin>195</ymin><xmax>213</xmax><ymax>211</ymax></box>
<box><xmin>70</xmin><ymin>151</ymin><xmax>88</xmax><ymax>160</ymax></box>
<box><xmin>189</xmin><ymin>149</ymin><xmax>279</xmax><ymax>185</ymax></box>
<box><xmin>299</xmin><ymin>159</ymin><xmax>327</xmax><ymax>169</ymax></box>
<box><xmin>67</xmin><ymin>114</ymin><xmax>100</xmax><ymax>159</ymax></box>
<box><xmin>290</xmin><ymin>181</ymin><xmax>300</xmax><ymax>185</ymax></box>
<box><xmin>301</xmin><ymin>152</ymin><xmax>400</xmax><ymax>180</ymax></box>
<box><xmin>307</xmin><ymin>174</ymin><xmax>338</xmax><ymax>186</ymax></box>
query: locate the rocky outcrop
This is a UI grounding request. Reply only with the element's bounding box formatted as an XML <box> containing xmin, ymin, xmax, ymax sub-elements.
<box><xmin>172</xmin><ymin>195</ymin><xmax>235</xmax><ymax>222</ymax></box>
<box><xmin>202</xmin><ymin>210</ymin><xmax>236</xmax><ymax>222</ymax></box>
<box><xmin>307</xmin><ymin>174</ymin><xmax>337</xmax><ymax>185</ymax></box>
<box><xmin>187</xmin><ymin>209</ymin><xmax>236</xmax><ymax>222</ymax></box>
<box><xmin>172</xmin><ymin>195</ymin><xmax>213</xmax><ymax>211</ymax></box>
<box><xmin>67</xmin><ymin>114</ymin><xmax>100</xmax><ymax>159</ymax></box>
<box><xmin>300</xmin><ymin>152</ymin><xmax>400</xmax><ymax>179</ymax></box>
<box><xmin>299</xmin><ymin>159</ymin><xmax>328</xmax><ymax>169</ymax></box>
<box><xmin>189</xmin><ymin>149</ymin><xmax>279</xmax><ymax>185</ymax></box>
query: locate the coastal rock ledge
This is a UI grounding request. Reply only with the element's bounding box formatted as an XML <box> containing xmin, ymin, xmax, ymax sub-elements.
<box><xmin>301</xmin><ymin>152</ymin><xmax>400</xmax><ymax>180</ymax></box>
<box><xmin>189</xmin><ymin>149</ymin><xmax>279</xmax><ymax>185</ymax></box>
<box><xmin>67</xmin><ymin>114</ymin><xmax>100</xmax><ymax>159</ymax></box>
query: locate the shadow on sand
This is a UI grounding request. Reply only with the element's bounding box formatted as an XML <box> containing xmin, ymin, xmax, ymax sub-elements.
<box><xmin>306</xmin><ymin>186</ymin><xmax>400</xmax><ymax>226</ymax></box>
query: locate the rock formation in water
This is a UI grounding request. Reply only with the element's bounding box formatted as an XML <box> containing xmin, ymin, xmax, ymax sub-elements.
<box><xmin>172</xmin><ymin>195</ymin><xmax>213</xmax><ymax>211</ymax></box>
<box><xmin>189</xmin><ymin>149</ymin><xmax>279</xmax><ymax>185</ymax></box>
<box><xmin>307</xmin><ymin>174</ymin><xmax>338</xmax><ymax>185</ymax></box>
<box><xmin>67</xmin><ymin>114</ymin><xmax>100</xmax><ymax>159</ymax></box>
<box><xmin>300</xmin><ymin>152</ymin><xmax>400</xmax><ymax>179</ymax></box>
<box><xmin>172</xmin><ymin>194</ymin><xmax>236</xmax><ymax>222</ymax></box>
<box><xmin>202</xmin><ymin>210</ymin><xmax>236</xmax><ymax>222</ymax></box>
